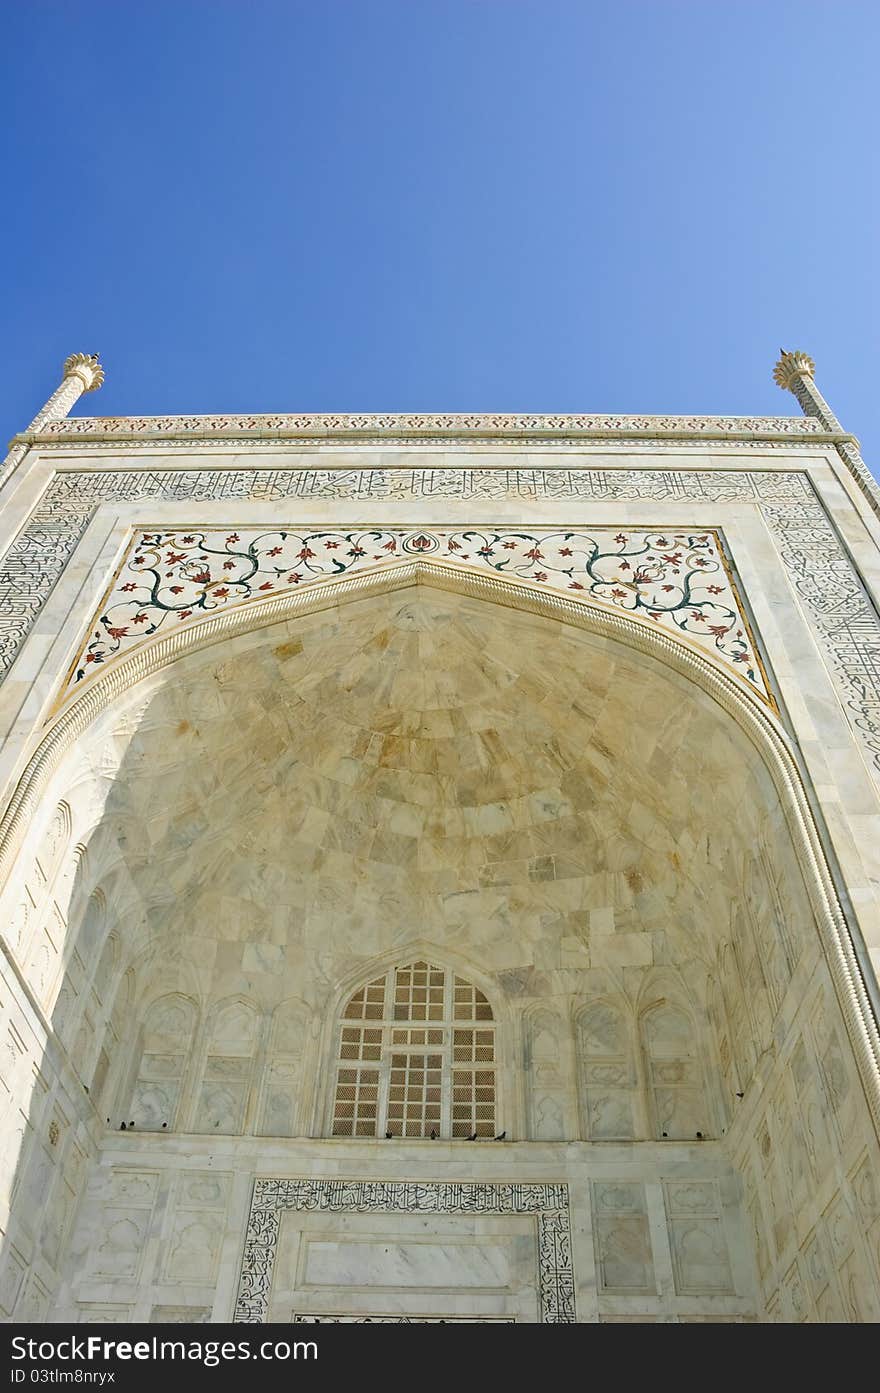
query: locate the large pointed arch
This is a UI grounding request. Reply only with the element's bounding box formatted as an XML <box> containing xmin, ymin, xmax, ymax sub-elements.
<box><xmin>0</xmin><ymin>560</ymin><xmax>877</xmax><ymax>1139</ymax></box>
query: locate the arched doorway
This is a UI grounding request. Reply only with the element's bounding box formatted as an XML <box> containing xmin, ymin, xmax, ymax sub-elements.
<box><xmin>1</xmin><ymin>572</ymin><xmax>878</xmax><ymax>1321</ymax></box>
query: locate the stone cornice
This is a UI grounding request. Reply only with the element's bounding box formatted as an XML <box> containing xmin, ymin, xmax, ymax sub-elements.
<box><xmin>14</xmin><ymin>410</ymin><xmax>852</xmax><ymax>448</ymax></box>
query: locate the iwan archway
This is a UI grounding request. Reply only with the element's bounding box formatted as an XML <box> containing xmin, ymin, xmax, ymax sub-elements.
<box><xmin>1</xmin><ymin>566</ymin><xmax>879</xmax><ymax>1323</ymax></box>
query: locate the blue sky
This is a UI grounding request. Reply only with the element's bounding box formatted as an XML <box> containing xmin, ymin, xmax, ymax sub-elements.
<box><xmin>2</xmin><ymin>2</ymin><xmax>878</xmax><ymax>471</ymax></box>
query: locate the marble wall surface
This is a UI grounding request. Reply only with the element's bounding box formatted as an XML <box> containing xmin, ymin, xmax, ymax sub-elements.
<box><xmin>1</xmin><ymin>580</ymin><xmax>878</xmax><ymax>1320</ymax></box>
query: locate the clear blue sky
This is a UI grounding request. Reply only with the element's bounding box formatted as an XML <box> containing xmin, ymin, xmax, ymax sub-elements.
<box><xmin>2</xmin><ymin>2</ymin><xmax>878</xmax><ymax>471</ymax></box>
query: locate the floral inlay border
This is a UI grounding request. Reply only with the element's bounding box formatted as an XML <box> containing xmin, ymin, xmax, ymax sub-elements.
<box><xmin>233</xmin><ymin>1178</ymin><xmax>574</xmax><ymax>1324</ymax></box>
<box><xmin>64</xmin><ymin>526</ymin><xmax>772</xmax><ymax>707</ymax></box>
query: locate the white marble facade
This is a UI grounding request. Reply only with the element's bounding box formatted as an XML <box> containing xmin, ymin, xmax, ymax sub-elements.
<box><xmin>1</xmin><ymin>372</ymin><xmax>880</xmax><ymax>1323</ymax></box>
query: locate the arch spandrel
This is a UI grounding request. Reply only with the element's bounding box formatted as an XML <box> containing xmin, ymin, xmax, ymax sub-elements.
<box><xmin>54</xmin><ymin>526</ymin><xmax>776</xmax><ymax>716</ymax></box>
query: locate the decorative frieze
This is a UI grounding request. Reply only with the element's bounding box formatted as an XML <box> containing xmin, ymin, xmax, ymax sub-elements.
<box><xmin>34</xmin><ymin>411</ymin><xmax>827</xmax><ymax>439</ymax></box>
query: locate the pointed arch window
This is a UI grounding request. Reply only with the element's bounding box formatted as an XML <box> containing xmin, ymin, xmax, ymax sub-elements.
<box><xmin>331</xmin><ymin>960</ymin><xmax>497</xmax><ymax>1139</ymax></box>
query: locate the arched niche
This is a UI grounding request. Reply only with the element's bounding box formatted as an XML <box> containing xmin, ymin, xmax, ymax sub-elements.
<box><xmin>575</xmin><ymin>997</ymin><xmax>639</xmax><ymax>1141</ymax></box>
<box><xmin>0</xmin><ymin>569</ymin><xmax>878</xmax><ymax>1321</ymax></box>
<box><xmin>123</xmin><ymin>992</ymin><xmax>198</xmax><ymax>1131</ymax></box>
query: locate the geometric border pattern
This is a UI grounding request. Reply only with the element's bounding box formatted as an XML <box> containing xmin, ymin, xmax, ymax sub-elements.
<box><xmin>232</xmin><ymin>1178</ymin><xmax>575</xmax><ymax>1324</ymax></box>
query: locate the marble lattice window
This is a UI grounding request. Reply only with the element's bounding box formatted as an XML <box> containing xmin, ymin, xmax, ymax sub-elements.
<box><xmin>331</xmin><ymin>961</ymin><xmax>496</xmax><ymax>1139</ymax></box>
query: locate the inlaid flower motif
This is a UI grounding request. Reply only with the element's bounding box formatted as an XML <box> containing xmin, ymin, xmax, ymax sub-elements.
<box><xmin>70</xmin><ymin>526</ymin><xmax>768</xmax><ymax>704</ymax></box>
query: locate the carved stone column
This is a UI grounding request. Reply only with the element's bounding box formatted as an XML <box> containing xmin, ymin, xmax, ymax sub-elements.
<box><xmin>0</xmin><ymin>353</ymin><xmax>105</xmax><ymax>494</ymax></box>
<box><xmin>774</xmin><ymin>349</ymin><xmax>880</xmax><ymax>519</ymax></box>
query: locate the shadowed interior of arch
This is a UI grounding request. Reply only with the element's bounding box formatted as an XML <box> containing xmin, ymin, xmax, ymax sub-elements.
<box><xmin>2</xmin><ymin>579</ymin><xmax>879</xmax><ymax>1321</ymax></box>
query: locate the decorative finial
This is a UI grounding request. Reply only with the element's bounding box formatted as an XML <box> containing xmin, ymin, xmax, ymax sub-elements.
<box><xmin>773</xmin><ymin>349</ymin><xmax>815</xmax><ymax>392</ymax></box>
<box><xmin>63</xmin><ymin>352</ymin><xmax>104</xmax><ymax>392</ymax></box>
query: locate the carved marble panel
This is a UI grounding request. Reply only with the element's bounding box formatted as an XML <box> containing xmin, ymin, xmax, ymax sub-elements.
<box><xmin>87</xmin><ymin>1210</ymin><xmax>150</xmax><ymax>1280</ymax></box>
<box><xmin>233</xmin><ymin>1179</ymin><xmax>574</xmax><ymax>1324</ymax></box>
<box><xmin>663</xmin><ymin>1180</ymin><xmax>734</xmax><ymax>1295</ymax></box>
<box><xmin>591</xmin><ymin>1181</ymin><xmax>654</xmax><ymax>1293</ymax></box>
